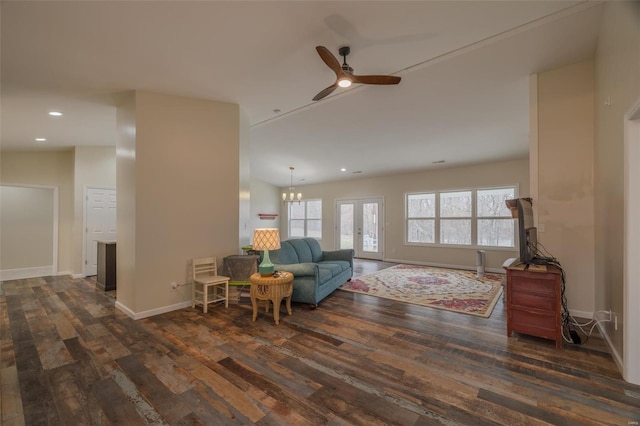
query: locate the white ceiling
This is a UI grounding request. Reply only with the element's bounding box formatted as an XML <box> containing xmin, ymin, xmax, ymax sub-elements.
<box><xmin>1</xmin><ymin>1</ymin><xmax>603</xmax><ymax>187</ymax></box>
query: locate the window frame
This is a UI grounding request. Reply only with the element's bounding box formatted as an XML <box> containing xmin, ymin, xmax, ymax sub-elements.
<box><xmin>287</xmin><ymin>199</ymin><xmax>322</xmax><ymax>240</ymax></box>
<box><xmin>406</xmin><ymin>192</ymin><xmax>437</xmax><ymax>244</ymax></box>
<box><xmin>405</xmin><ymin>186</ymin><xmax>517</xmax><ymax>249</ymax></box>
<box><xmin>476</xmin><ymin>187</ymin><xmax>517</xmax><ymax>248</ymax></box>
<box><xmin>439</xmin><ymin>190</ymin><xmax>473</xmax><ymax>246</ymax></box>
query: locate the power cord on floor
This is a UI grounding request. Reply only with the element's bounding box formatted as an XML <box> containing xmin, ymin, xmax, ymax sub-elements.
<box><xmin>566</xmin><ymin>310</ymin><xmax>612</xmax><ymax>345</ymax></box>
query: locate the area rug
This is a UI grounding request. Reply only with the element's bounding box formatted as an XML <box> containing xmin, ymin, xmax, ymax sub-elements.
<box><xmin>340</xmin><ymin>264</ymin><xmax>503</xmax><ymax>318</ymax></box>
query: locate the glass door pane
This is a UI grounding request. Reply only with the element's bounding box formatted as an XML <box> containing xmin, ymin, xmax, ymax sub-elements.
<box><xmin>362</xmin><ymin>202</ymin><xmax>378</xmax><ymax>253</ymax></box>
<box><xmin>339</xmin><ymin>203</ymin><xmax>354</xmax><ymax>250</ymax></box>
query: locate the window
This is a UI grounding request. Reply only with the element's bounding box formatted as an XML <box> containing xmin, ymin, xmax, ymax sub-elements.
<box><xmin>477</xmin><ymin>188</ymin><xmax>515</xmax><ymax>247</ymax></box>
<box><xmin>406</xmin><ymin>186</ymin><xmax>516</xmax><ymax>247</ymax></box>
<box><xmin>407</xmin><ymin>193</ymin><xmax>435</xmax><ymax>243</ymax></box>
<box><xmin>440</xmin><ymin>191</ymin><xmax>472</xmax><ymax>245</ymax></box>
<box><xmin>288</xmin><ymin>199</ymin><xmax>322</xmax><ymax>238</ymax></box>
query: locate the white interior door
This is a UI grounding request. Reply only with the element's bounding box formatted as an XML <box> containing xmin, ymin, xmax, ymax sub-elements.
<box><xmin>337</xmin><ymin>198</ymin><xmax>383</xmax><ymax>260</ymax></box>
<box><xmin>85</xmin><ymin>188</ymin><xmax>116</xmax><ymax>276</ymax></box>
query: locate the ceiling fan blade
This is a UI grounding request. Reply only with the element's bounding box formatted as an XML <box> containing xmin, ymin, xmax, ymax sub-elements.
<box><xmin>312</xmin><ymin>84</ymin><xmax>338</xmax><ymax>101</ymax></box>
<box><xmin>352</xmin><ymin>75</ymin><xmax>401</xmax><ymax>85</ymax></box>
<box><xmin>315</xmin><ymin>46</ymin><xmax>342</xmax><ymax>75</ymax></box>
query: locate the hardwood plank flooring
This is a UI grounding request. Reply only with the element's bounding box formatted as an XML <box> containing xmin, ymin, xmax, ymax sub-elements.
<box><xmin>1</xmin><ymin>260</ymin><xmax>639</xmax><ymax>425</ymax></box>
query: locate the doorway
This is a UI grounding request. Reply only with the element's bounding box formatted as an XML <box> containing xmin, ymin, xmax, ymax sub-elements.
<box><xmin>0</xmin><ymin>185</ymin><xmax>58</xmax><ymax>280</ymax></box>
<box><xmin>84</xmin><ymin>187</ymin><xmax>116</xmax><ymax>276</ymax></box>
<box><xmin>336</xmin><ymin>198</ymin><xmax>384</xmax><ymax>260</ymax></box>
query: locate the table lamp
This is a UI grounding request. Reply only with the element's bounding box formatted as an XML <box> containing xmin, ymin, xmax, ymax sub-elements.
<box><xmin>252</xmin><ymin>228</ymin><xmax>281</xmax><ymax>276</ymax></box>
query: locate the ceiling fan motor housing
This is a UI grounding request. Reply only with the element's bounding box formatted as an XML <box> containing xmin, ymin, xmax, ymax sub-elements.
<box><xmin>338</xmin><ymin>46</ymin><xmax>351</xmax><ymax>57</ymax></box>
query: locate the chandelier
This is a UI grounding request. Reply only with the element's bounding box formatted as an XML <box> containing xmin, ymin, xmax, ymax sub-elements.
<box><xmin>282</xmin><ymin>166</ymin><xmax>302</xmax><ymax>202</ymax></box>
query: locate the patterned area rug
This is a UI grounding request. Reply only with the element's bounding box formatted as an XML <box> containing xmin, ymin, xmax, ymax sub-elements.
<box><xmin>340</xmin><ymin>264</ymin><xmax>503</xmax><ymax>318</ymax></box>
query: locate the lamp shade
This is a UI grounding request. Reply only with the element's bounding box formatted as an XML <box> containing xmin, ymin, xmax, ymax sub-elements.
<box><xmin>252</xmin><ymin>228</ymin><xmax>281</xmax><ymax>251</ymax></box>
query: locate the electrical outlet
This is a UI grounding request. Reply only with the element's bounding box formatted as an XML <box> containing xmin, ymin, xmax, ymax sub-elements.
<box><xmin>170</xmin><ymin>281</ymin><xmax>178</xmax><ymax>290</ymax></box>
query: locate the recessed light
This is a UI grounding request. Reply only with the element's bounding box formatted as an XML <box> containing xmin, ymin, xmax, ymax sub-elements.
<box><xmin>340</xmin><ymin>168</ymin><xmax>346</xmax><ymax>172</ymax></box>
<box><xmin>48</xmin><ymin>111</ymin><xmax>63</xmax><ymax>117</ymax></box>
<box><xmin>35</xmin><ymin>138</ymin><xmax>47</xmax><ymax>142</ymax></box>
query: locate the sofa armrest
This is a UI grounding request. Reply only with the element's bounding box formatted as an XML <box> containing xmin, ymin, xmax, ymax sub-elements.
<box><xmin>321</xmin><ymin>249</ymin><xmax>355</xmax><ymax>268</ymax></box>
<box><xmin>274</xmin><ymin>262</ymin><xmax>318</xmax><ymax>277</ymax></box>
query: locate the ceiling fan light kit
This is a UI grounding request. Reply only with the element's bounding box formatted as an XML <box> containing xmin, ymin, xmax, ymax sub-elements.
<box><xmin>312</xmin><ymin>45</ymin><xmax>401</xmax><ymax>101</ymax></box>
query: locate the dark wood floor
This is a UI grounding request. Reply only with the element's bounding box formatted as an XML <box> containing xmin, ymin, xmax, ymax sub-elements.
<box><xmin>2</xmin><ymin>260</ymin><xmax>640</xmax><ymax>425</ymax></box>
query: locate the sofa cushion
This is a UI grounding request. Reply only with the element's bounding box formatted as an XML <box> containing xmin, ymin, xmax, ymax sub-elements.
<box><xmin>288</xmin><ymin>238</ymin><xmax>314</xmax><ymax>263</ymax></box>
<box><xmin>317</xmin><ymin>260</ymin><xmax>350</xmax><ymax>272</ymax></box>
<box><xmin>270</xmin><ymin>241</ymin><xmax>299</xmax><ymax>264</ymax></box>
<box><xmin>305</xmin><ymin>238</ymin><xmax>324</xmax><ymax>263</ymax></box>
<box><xmin>316</xmin><ymin>265</ymin><xmax>335</xmax><ymax>284</ymax></box>
<box><xmin>316</xmin><ymin>262</ymin><xmax>342</xmax><ymax>277</ymax></box>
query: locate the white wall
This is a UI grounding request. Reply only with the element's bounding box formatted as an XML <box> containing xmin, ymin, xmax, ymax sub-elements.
<box><xmin>116</xmin><ymin>90</ymin><xmax>242</xmax><ymax>317</ymax></box>
<box><xmin>280</xmin><ymin>158</ymin><xmax>529</xmax><ymax>272</ymax></box>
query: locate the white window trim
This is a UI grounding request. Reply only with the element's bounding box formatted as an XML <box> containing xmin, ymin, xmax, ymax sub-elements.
<box><xmin>405</xmin><ymin>185</ymin><xmax>518</xmax><ymax>249</ymax></box>
<box><xmin>287</xmin><ymin>199</ymin><xmax>322</xmax><ymax>240</ymax></box>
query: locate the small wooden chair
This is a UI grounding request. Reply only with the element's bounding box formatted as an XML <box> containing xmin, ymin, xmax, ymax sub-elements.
<box><xmin>192</xmin><ymin>257</ymin><xmax>229</xmax><ymax>313</ymax></box>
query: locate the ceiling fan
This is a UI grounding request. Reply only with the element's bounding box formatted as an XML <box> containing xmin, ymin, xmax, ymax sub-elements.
<box><xmin>312</xmin><ymin>46</ymin><xmax>401</xmax><ymax>101</ymax></box>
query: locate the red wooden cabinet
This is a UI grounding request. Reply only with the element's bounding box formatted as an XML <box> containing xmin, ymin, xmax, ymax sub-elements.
<box><xmin>505</xmin><ymin>264</ymin><xmax>562</xmax><ymax>348</ymax></box>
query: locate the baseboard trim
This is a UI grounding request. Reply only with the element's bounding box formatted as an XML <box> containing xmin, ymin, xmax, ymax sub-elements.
<box><xmin>71</xmin><ymin>273</ymin><xmax>85</xmax><ymax>279</ymax></box>
<box><xmin>597</xmin><ymin>321</ymin><xmax>624</xmax><ymax>376</ymax></box>
<box><xmin>57</xmin><ymin>271</ymin><xmax>73</xmax><ymax>277</ymax></box>
<box><xmin>0</xmin><ymin>265</ymin><xmax>54</xmax><ymax>281</ymax></box>
<box><xmin>382</xmin><ymin>258</ymin><xmax>505</xmax><ymax>274</ymax></box>
<box><xmin>115</xmin><ymin>300</ymin><xmax>192</xmax><ymax>320</ymax></box>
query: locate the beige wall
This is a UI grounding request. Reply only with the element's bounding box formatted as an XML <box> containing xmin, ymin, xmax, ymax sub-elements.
<box><xmin>73</xmin><ymin>146</ymin><xmax>116</xmax><ymax>274</ymax></box>
<box><xmin>536</xmin><ymin>60</ymin><xmax>595</xmax><ymax>316</ymax></box>
<box><xmin>239</xmin><ymin>109</ymin><xmax>252</xmax><ymax>249</ymax></box>
<box><xmin>0</xmin><ymin>186</ymin><xmax>55</xmax><ymax>270</ymax></box>
<box><xmin>1</xmin><ymin>148</ymin><xmax>117</xmax><ymax>276</ymax></box>
<box><xmin>594</xmin><ymin>1</ymin><xmax>640</xmax><ymax>362</ymax></box>
<box><xmin>0</xmin><ymin>150</ymin><xmax>74</xmax><ymax>273</ymax></box>
<box><xmin>115</xmin><ymin>92</ymin><xmax>137</xmax><ymax>311</ymax></box>
<box><xmin>116</xmin><ymin>91</ymin><xmax>241</xmax><ymax>316</ymax></box>
<box><xmin>281</xmin><ymin>158</ymin><xmax>528</xmax><ymax>272</ymax></box>
<box><xmin>249</xmin><ymin>178</ymin><xmax>282</xmax><ymax>241</ymax></box>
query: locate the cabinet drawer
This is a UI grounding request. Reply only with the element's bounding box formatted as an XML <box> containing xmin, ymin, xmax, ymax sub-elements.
<box><xmin>511</xmin><ymin>291</ymin><xmax>557</xmax><ymax>310</ymax></box>
<box><xmin>511</xmin><ymin>309</ymin><xmax>557</xmax><ymax>334</ymax></box>
<box><xmin>510</xmin><ymin>278</ymin><xmax>556</xmax><ymax>296</ymax></box>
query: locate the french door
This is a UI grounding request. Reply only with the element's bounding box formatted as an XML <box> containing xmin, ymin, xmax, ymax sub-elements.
<box><xmin>336</xmin><ymin>198</ymin><xmax>383</xmax><ymax>260</ymax></box>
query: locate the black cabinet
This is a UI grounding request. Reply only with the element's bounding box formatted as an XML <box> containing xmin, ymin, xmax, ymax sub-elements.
<box><xmin>97</xmin><ymin>241</ymin><xmax>116</xmax><ymax>291</ymax></box>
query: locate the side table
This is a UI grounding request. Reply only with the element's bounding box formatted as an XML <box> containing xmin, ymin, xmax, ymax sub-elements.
<box><xmin>249</xmin><ymin>272</ymin><xmax>294</xmax><ymax>325</ymax></box>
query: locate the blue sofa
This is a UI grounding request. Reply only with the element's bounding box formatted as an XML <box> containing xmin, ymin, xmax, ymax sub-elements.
<box><xmin>268</xmin><ymin>238</ymin><xmax>354</xmax><ymax>306</ymax></box>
